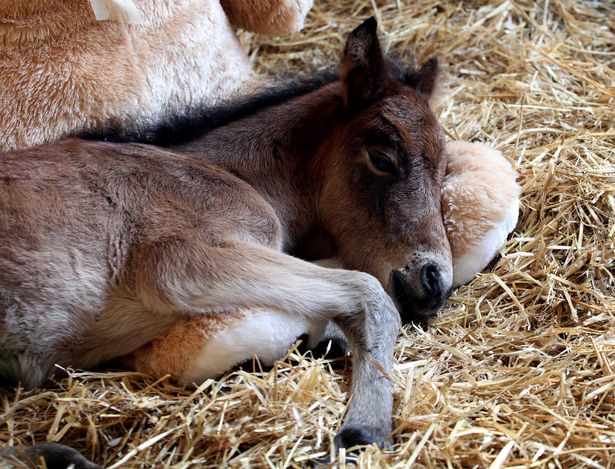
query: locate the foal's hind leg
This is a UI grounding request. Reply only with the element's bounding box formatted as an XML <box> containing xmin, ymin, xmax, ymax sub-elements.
<box><xmin>133</xmin><ymin>238</ymin><xmax>401</xmax><ymax>448</ymax></box>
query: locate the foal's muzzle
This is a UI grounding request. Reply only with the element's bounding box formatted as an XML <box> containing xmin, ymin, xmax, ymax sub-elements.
<box><xmin>390</xmin><ymin>263</ymin><xmax>452</xmax><ymax>326</ymax></box>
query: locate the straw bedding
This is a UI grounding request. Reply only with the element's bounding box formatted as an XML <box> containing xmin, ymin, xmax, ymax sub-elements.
<box><xmin>1</xmin><ymin>0</ymin><xmax>613</xmax><ymax>467</ymax></box>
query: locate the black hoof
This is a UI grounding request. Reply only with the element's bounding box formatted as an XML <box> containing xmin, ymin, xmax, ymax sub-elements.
<box><xmin>0</xmin><ymin>443</ymin><xmax>101</xmax><ymax>469</ymax></box>
<box><xmin>335</xmin><ymin>426</ymin><xmax>385</xmax><ymax>450</ymax></box>
<box><xmin>405</xmin><ymin>313</ymin><xmax>433</xmax><ymax>330</ymax></box>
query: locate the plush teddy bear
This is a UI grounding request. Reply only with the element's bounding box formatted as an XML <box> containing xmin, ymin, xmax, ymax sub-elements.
<box><xmin>123</xmin><ymin>140</ymin><xmax>522</xmax><ymax>384</ymax></box>
<box><xmin>0</xmin><ymin>0</ymin><xmax>313</xmax><ymax>151</ymax></box>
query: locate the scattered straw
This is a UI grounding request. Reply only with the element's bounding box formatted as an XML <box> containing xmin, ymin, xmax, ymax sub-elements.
<box><xmin>1</xmin><ymin>0</ymin><xmax>613</xmax><ymax>467</ymax></box>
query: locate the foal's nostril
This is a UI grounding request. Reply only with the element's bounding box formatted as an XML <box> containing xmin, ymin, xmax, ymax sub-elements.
<box><xmin>420</xmin><ymin>263</ymin><xmax>443</xmax><ymax>304</ymax></box>
<box><xmin>391</xmin><ymin>269</ymin><xmax>409</xmax><ymax>306</ymax></box>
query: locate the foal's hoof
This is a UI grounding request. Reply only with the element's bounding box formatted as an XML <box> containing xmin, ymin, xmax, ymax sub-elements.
<box><xmin>335</xmin><ymin>426</ymin><xmax>388</xmax><ymax>450</ymax></box>
<box><xmin>404</xmin><ymin>312</ymin><xmax>435</xmax><ymax>330</ymax></box>
<box><xmin>0</xmin><ymin>443</ymin><xmax>101</xmax><ymax>469</ymax></box>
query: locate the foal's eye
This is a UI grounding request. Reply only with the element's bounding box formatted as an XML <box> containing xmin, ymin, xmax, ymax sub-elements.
<box><xmin>368</xmin><ymin>151</ymin><xmax>398</xmax><ymax>176</ymax></box>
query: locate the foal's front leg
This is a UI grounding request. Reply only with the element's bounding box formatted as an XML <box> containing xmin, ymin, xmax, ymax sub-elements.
<box><xmin>134</xmin><ymin>239</ymin><xmax>401</xmax><ymax>448</ymax></box>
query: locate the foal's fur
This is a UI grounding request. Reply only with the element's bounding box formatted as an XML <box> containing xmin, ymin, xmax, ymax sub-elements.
<box><xmin>0</xmin><ymin>18</ymin><xmax>450</xmax><ymax>449</ymax></box>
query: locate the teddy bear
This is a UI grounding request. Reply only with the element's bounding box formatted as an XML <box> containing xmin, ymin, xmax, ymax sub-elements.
<box><xmin>0</xmin><ymin>0</ymin><xmax>313</xmax><ymax>151</ymax></box>
<box><xmin>123</xmin><ymin>140</ymin><xmax>522</xmax><ymax>384</ymax></box>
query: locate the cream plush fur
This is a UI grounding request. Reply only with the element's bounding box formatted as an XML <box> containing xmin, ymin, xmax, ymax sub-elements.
<box><xmin>442</xmin><ymin>141</ymin><xmax>522</xmax><ymax>286</ymax></box>
<box><xmin>0</xmin><ymin>0</ymin><xmax>313</xmax><ymax>151</ymax></box>
<box><xmin>125</xmin><ymin>141</ymin><xmax>522</xmax><ymax>384</ymax></box>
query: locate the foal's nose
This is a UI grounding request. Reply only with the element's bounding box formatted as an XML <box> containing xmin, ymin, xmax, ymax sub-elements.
<box><xmin>390</xmin><ymin>263</ymin><xmax>451</xmax><ymax>325</ymax></box>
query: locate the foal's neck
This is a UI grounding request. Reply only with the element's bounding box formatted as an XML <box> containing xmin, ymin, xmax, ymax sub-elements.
<box><xmin>174</xmin><ymin>83</ymin><xmax>345</xmax><ymax>252</ymax></box>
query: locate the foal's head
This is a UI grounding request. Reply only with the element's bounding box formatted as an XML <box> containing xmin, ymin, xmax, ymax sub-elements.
<box><xmin>319</xmin><ymin>18</ymin><xmax>452</xmax><ymax>324</ymax></box>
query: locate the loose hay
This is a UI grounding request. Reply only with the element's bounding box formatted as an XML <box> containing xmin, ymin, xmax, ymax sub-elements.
<box><xmin>1</xmin><ymin>1</ymin><xmax>614</xmax><ymax>467</ymax></box>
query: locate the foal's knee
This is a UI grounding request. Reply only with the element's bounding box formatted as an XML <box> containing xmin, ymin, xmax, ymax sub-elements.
<box><xmin>352</xmin><ymin>272</ymin><xmax>401</xmax><ymax>329</ymax></box>
<box><xmin>333</xmin><ymin>271</ymin><xmax>401</xmax><ymax>348</ymax></box>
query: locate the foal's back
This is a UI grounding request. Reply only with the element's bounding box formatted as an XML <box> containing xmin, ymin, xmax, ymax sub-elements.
<box><xmin>0</xmin><ymin>139</ymin><xmax>279</xmax><ymax>387</ymax></box>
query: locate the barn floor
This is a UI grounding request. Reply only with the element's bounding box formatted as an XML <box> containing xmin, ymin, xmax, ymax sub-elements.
<box><xmin>1</xmin><ymin>1</ymin><xmax>614</xmax><ymax>467</ymax></box>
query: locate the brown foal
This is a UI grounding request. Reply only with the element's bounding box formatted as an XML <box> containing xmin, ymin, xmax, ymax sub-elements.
<box><xmin>0</xmin><ymin>18</ymin><xmax>451</xmax><ymax>454</ymax></box>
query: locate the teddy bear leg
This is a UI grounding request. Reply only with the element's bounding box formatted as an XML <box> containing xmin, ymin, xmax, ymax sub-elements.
<box><xmin>221</xmin><ymin>0</ymin><xmax>313</xmax><ymax>36</ymax></box>
<box><xmin>451</xmin><ymin>197</ymin><xmax>520</xmax><ymax>286</ymax></box>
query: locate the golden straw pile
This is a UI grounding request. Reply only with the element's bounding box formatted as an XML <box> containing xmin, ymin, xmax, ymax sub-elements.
<box><xmin>1</xmin><ymin>0</ymin><xmax>613</xmax><ymax>467</ymax></box>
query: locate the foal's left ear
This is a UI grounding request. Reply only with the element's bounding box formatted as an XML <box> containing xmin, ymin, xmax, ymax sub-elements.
<box><xmin>341</xmin><ymin>17</ymin><xmax>388</xmax><ymax>108</ymax></box>
<box><xmin>406</xmin><ymin>58</ymin><xmax>440</xmax><ymax>100</ymax></box>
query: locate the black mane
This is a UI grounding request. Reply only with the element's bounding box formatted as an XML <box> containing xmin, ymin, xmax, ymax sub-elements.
<box><xmin>77</xmin><ymin>69</ymin><xmax>339</xmax><ymax>147</ymax></box>
<box><xmin>76</xmin><ymin>57</ymin><xmax>431</xmax><ymax>147</ymax></box>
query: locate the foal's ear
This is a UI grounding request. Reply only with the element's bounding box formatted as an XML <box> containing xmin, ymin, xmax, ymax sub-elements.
<box><xmin>341</xmin><ymin>17</ymin><xmax>388</xmax><ymax>108</ymax></box>
<box><xmin>406</xmin><ymin>58</ymin><xmax>440</xmax><ymax>100</ymax></box>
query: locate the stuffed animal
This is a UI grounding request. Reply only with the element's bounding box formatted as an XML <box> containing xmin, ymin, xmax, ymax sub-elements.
<box><xmin>122</xmin><ymin>140</ymin><xmax>522</xmax><ymax>384</ymax></box>
<box><xmin>0</xmin><ymin>0</ymin><xmax>313</xmax><ymax>151</ymax></box>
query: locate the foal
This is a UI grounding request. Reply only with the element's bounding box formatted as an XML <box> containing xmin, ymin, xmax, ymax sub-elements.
<box><xmin>0</xmin><ymin>18</ymin><xmax>451</xmax><ymax>449</ymax></box>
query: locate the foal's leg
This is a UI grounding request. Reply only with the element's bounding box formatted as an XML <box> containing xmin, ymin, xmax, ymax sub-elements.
<box><xmin>305</xmin><ymin>257</ymin><xmax>352</xmax><ymax>357</ymax></box>
<box><xmin>134</xmin><ymin>239</ymin><xmax>401</xmax><ymax>447</ymax></box>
